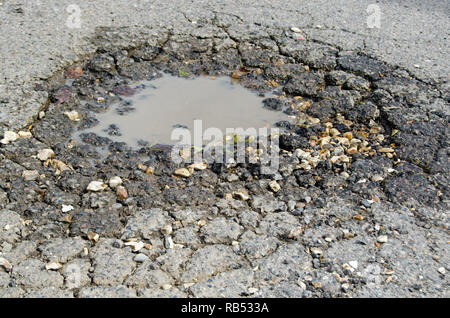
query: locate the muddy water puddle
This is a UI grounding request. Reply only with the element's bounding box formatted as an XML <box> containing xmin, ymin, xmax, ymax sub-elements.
<box><xmin>77</xmin><ymin>75</ymin><xmax>290</xmax><ymax>148</ymax></box>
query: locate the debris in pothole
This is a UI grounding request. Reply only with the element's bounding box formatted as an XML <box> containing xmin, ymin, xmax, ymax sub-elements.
<box><xmin>37</xmin><ymin>148</ymin><xmax>55</xmax><ymax>161</ymax></box>
<box><xmin>64</xmin><ymin>110</ymin><xmax>80</xmax><ymax>122</ymax></box>
<box><xmin>174</xmin><ymin>168</ymin><xmax>191</xmax><ymax>178</ymax></box>
<box><xmin>87</xmin><ymin>181</ymin><xmax>107</xmax><ymax>192</ymax></box>
<box><xmin>1</xmin><ymin>131</ymin><xmax>19</xmax><ymax>144</ymax></box>
<box><xmin>22</xmin><ymin>170</ymin><xmax>40</xmax><ymax>181</ymax></box>
<box><xmin>109</xmin><ymin>176</ymin><xmax>123</xmax><ymax>188</ymax></box>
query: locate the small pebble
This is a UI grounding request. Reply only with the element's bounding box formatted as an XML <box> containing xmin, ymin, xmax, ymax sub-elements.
<box><xmin>161</xmin><ymin>224</ymin><xmax>173</xmax><ymax>235</ymax></box>
<box><xmin>438</xmin><ymin>267</ymin><xmax>446</xmax><ymax>275</ymax></box>
<box><xmin>125</xmin><ymin>241</ymin><xmax>144</xmax><ymax>252</ymax></box>
<box><xmin>37</xmin><ymin>149</ymin><xmax>55</xmax><ymax>161</ymax></box>
<box><xmin>133</xmin><ymin>253</ymin><xmax>149</xmax><ymax>263</ymax></box>
<box><xmin>45</xmin><ymin>262</ymin><xmax>62</xmax><ymax>270</ymax></box>
<box><xmin>116</xmin><ymin>186</ymin><xmax>128</xmax><ymax>200</ymax></box>
<box><xmin>310</xmin><ymin>247</ymin><xmax>323</xmax><ymax>258</ymax></box>
<box><xmin>109</xmin><ymin>176</ymin><xmax>123</xmax><ymax>188</ymax></box>
<box><xmin>87</xmin><ymin>181</ymin><xmax>107</xmax><ymax>192</ymax></box>
<box><xmin>61</xmin><ymin>205</ymin><xmax>74</xmax><ymax>213</ymax></box>
<box><xmin>233</xmin><ymin>191</ymin><xmax>249</xmax><ymax>201</ymax></box>
<box><xmin>1</xmin><ymin>131</ymin><xmax>19</xmax><ymax>144</ymax></box>
<box><xmin>164</xmin><ymin>236</ymin><xmax>174</xmax><ymax>249</ymax></box>
<box><xmin>174</xmin><ymin>168</ymin><xmax>191</xmax><ymax>178</ymax></box>
<box><xmin>87</xmin><ymin>232</ymin><xmax>100</xmax><ymax>243</ymax></box>
<box><xmin>248</xmin><ymin>287</ymin><xmax>258</xmax><ymax>294</ymax></box>
<box><xmin>64</xmin><ymin>110</ymin><xmax>80</xmax><ymax>121</ymax></box>
<box><xmin>268</xmin><ymin>180</ymin><xmax>281</xmax><ymax>193</ymax></box>
<box><xmin>0</xmin><ymin>257</ymin><xmax>12</xmax><ymax>272</ymax></box>
<box><xmin>227</xmin><ymin>174</ymin><xmax>239</xmax><ymax>182</ymax></box>
<box><xmin>377</xmin><ymin>235</ymin><xmax>388</xmax><ymax>243</ymax></box>
<box><xmin>18</xmin><ymin>131</ymin><xmax>32</xmax><ymax>138</ymax></box>
<box><xmin>189</xmin><ymin>162</ymin><xmax>207</xmax><ymax>170</ymax></box>
<box><xmin>22</xmin><ymin>170</ymin><xmax>40</xmax><ymax>181</ymax></box>
<box><xmin>349</xmin><ymin>261</ymin><xmax>358</xmax><ymax>269</ymax></box>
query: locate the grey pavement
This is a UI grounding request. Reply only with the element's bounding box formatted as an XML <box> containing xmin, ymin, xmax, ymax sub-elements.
<box><xmin>0</xmin><ymin>0</ymin><xmax>449</xmax><ymax>130</ymax></box>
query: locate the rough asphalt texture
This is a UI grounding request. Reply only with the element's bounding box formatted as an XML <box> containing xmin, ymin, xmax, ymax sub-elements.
<box><xmin>0</xmin><ymin>0</ymin><xmax>448</xmax><ymax>298</ymax></box>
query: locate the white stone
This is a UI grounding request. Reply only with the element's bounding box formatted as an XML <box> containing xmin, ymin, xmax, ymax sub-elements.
<box><xmin>37</xmin><ymin>149</ymin><xmax>55</xmax><ymax>161</ymax></box>
<box><xmin>174</xmin><ymin>168</ymin><xmax>191</xmax><ymax>178</ymax></box>
<box><xmin>349</xmin><ymin>261</ymin><xmax>358</xmax><ymax>269</ymax></box>
<box><xmin>161</xmin><ymin>224</ymin><xmax>173</xmax><ymax>235</ymax></box>
<box><xmin>45</xmin><ymin>262</ymin><xmax>62</xmax><ymax>270</ymax></box>
<box><xmin>18</xmin><ymin>131</ymin><xmax>32</xmax><ymax>138</ymax></box>
<box><xmin>61</xmin><ymin>205</ymin><xmax>74</xmax><ymax>213</ymax></box>
<box><xmin>189</xmin><ymin>162</ymin><xmax>207</xmax><ymax>170</ymax></box>
<box><xmin>1</xmin><ymin>131</ymin><xmax>19</xmax><ymax>144</ymax></box>
<box><xmin>248</xmin><ymin>287</ymin><xmax>258</xmax><ymax>294</ymax></box>
<box><xmin>86</xmin><ymin>181</ymin><xmax>107</xmax><ymax>192</ymax></box>
<box><xmin>0</xmin><ymin>257</ymin><xmax>12</xmax><ymax>272</ymax></box>
<box><xmin>108</xmin><ymin>176</ymin><xmax>123</xmax><ymax>188</ymax></box>
<box><xmin>233</xmin><ymin>191</ymin><xmax>249</xmax><ymax>201</ymax></box>
<box><xmin>164</xmin><ymin>236</ymin><xmax>174</xmax><ymax>249</ymax></box>
<box><xmin>22</xmin><ymin>170</ymin><xmax>40</xmax><ymax>181</ymax></box>
<box><xmin>64</xmin><ymin>110</ymin><xmax>80</xmax><ymax>121</ymax></box>
<box><xmin>124</xmin><ymin>241</ymin><xmax>145</xmax><ymax>252</ymax></box>
<box><xmin>268</xmin><ymin>180</ymin><xmax>281</xmax><ymax>193</ymax></box>
<box><xmin>291</xmin><ymin>27</ymin><xmax>302</xmax><ymax>33</ymax></box>
<box><xmin>377</xmin><ymin>235</ymin><xmax>388</xmax><ymax>243</ymax></box>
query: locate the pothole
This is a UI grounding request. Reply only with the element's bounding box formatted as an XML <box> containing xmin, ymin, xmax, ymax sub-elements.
<box><xmin>75</xmin><ymin>74</ymin><xmax>289</xmax><ymax>147</ymax></box>
<box><xmin>14</xmin><ymin>26</ymin><xmax>445</xmax><ymax>215</ymax></box>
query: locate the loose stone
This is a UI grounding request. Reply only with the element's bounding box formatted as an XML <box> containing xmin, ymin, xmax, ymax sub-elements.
<box><xmin>233</xmin><ymin>191</ymin><xmax>250</xmax><ymax>201</ymax></box>
<box><xmin>87</xmin><ymin>181</ymin><xmax>107</xmax><ymax>192</ymax></box>
<box><xmin>116</xmin><ymin>186</ymin><xmax>128</xmax><ymax>200</ymax></box>
<box><xmin>125</xmin><ymin>241</ymin><xmax>144</xmax><ymax>252</ymax></box>
<box><xmin>189</xmin><ymin>162</ymin><xmax>207</xmax><ymax>170</ymax></box>
<box><xmin>18</xmin><ymin>131</ymin><xmax>32</xmax><ymax>138</ymax></box>
<box><xmin>109</xmin><ymin>176</ymin><xmax>123</xmax><ymax>188</ymax></box>
<box><xmin>61</xmin><ymin>205</ymin><xmax>74</xmax><ymax>213</ymax></box>
<box><xmin>164</xmin><ymin>236</ymin><xmax>174</xmax><ymax>249</ymax></box>
<box><xmin>45</xmin><ymin>262</ymin><xmax>62</xmax><ymax>270</ymax></box>
<box><xmin>377</xmin><ymin>235</ymin><xmax>388</xmax><ymax>243</ymax></box>
<box><xmin>64</xmin><ymin>110</ymin><xmax>80</xmax><ymax>121</ymax></box>
<box><xmin>1</xmin><ymin>131</ymin><xmax>19</xmax><ymax>144</ymax></box>
<box><xmin>349</xmin><ymin>261</ymin><xmax>358</xmax><ymax>269</ymax></box>
<box><xmin>161</xmin><ymin>224</ymin><xmax>173</xmax><ymax>235</ymax></box>
<box><xmin>174</xmin><ymin>168</ymin><xmax>191</xmax><ymax>178</ymax></box>
<box><xmin>268</xmin><ymin>180</ymin><xmax>281</xmax><ymax>193</ymax></box>
<box><xmin>22</xmin><ymin>170</ymin><xmax>40</xmax><ymax>181</ymax></box>
<box><xmin>37</xmin><ymin>149</ymin><xmax>55</xmax><ymax>161</ymax></box>
<box><xmin>133</xmin><ymin>253</ymin><xmax>149</xmax><ymax>263</ymax></box>
<box><xmin>0</xmin><ymin>257</ymin><xmax>12</xmax><ymax>272</ymax></box>
<box><xmin>87</xmin><ymin>232</ymin><xmax>100</xmax><ymax>243</ymax></box>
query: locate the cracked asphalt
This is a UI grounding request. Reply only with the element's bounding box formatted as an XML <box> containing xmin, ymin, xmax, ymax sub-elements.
<box><xmin>0</xmin><ymin>0</ymin><xmax>448</xmax><ymax>298</ymax></box>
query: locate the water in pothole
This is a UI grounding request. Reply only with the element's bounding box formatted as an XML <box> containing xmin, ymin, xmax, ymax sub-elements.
<box><xmin>78</xmin><ymin>75</ymin><xmax>291</xmax><ymax>148</ymax></box>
